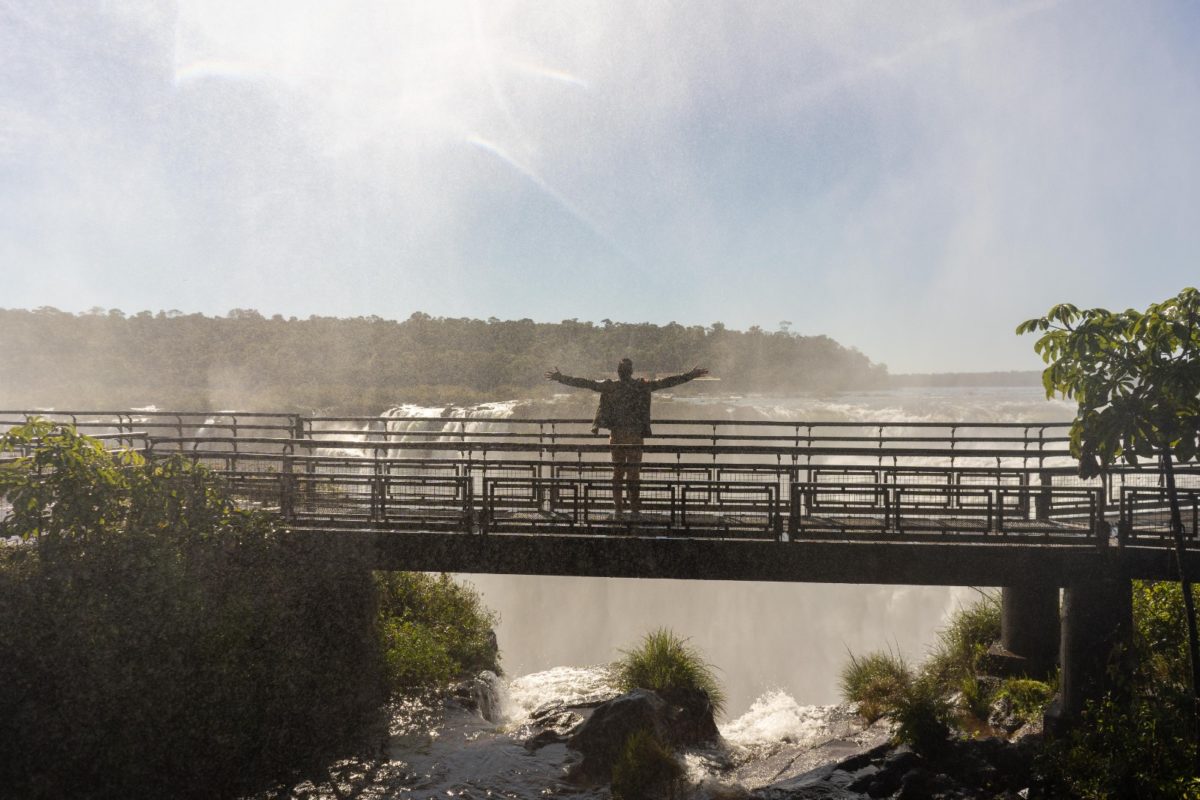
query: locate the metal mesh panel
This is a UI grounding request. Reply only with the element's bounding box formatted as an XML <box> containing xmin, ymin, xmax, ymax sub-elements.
<box><xmin>378</xmin><ymin>476</ymin><xmax>470</xmax><ymax>530</ymax></box>
<box><xmin>1120</xmin><ymin>488</ymin><xmax>1200</xmax><ymax>544</ymax></box>
<box><xmin>792</xmin><ymin>483</ymin><xmax>1100</xmax><ymax>543</ymax></box>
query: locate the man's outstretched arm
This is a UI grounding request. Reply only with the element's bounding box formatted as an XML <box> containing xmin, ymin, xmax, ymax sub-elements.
<box><xmin>647</xmin><ymin>366</ymin><xmax>709</xmax><ymax>391</ymax></box>
<box><xmin>544</xmin><ymin>367</ymin><xmax>604</xmax><ymax>392</ymax></box>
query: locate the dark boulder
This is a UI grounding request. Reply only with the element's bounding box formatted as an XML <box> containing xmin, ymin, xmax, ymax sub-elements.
<box><xmin>447</xmin><ymin>670</ymin><xmax>504</xmax><ymax>722</ymax></box>
<box><xmin>566</xmin><ymin>689</ymin><xmax>672</xmax><ymax>784</ymax></box>
<box><xmin>659</xmin><ymin>687</ymin><xmax>721</xmax><ymax>746</ymax></box>
<box><xmin>523</xmin><ymin>710</ymin><xmax>585</xmax><ymax>751</ymax></box>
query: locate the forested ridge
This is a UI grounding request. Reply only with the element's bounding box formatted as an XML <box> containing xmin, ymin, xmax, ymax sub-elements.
<box><xmin>0</xmin><ymin>307</ymin><xmax>886</xmax><ymax>412</ymax></box>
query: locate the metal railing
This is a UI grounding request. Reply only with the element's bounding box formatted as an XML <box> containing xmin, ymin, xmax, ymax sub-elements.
<box><xmin>1118</xmin><ymin>487</ymin><xmax>1200</xmax><ymax>545</ymax></box>
<box><xmin>1</xmin><ymin>409</ymin><xmax>1075</xmax><ymax>461</ymax></box>
<box><xmin>5</xmin><ymin>410</ymin><xmax>1200</xmax><ymax>549</ymax></box>
<box><xmin>790</xmin><ymin>482</ymin><xmax>1102</xmax><ymax>543</ymax></box>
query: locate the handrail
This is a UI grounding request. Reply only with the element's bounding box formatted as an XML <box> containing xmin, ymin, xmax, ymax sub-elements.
<box><xmin>2</xmin><ymin>410</ymin><xmax>1072</xmax><ymax>430</ymax></box>
<box><xmin>307</xmin><ymin>415</ymin><xmax>1073</xmax><ymax>429</ymax></box>
<box><xmin>301</xmin><ymin>429</ymin><xmax>1073</xmax><ymax>445</ymax></box>
<box><xmin>147</xmin><ymin>435</ymin><xmax>1075</xmax><ymax>461</ymax></box>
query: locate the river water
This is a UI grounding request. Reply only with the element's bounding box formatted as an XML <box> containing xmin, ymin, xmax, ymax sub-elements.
<box><xmin>289</xmin><ymin>385</ymin><xmax>1073</xmax><ymax>798</ymax></box>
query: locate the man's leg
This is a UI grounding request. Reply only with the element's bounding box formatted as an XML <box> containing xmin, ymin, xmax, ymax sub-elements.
<box><xmin>627</xmin><ymin>441</ymin><xmax>644</xmax><ymax>515</ymax></box>
<box><xmin>610</xmin><ymin>432</ymin><xmax>639</xmax><ymax>518</ymax></box>
<box><xmin>628</xmin><ymin>465</ymin><xmax>642</xmax><ymax>515</ymax></box>
<box><xmin>612</xmin><ymin>462</ymin><xmax>626</xmax><ymax>516</ymax></box>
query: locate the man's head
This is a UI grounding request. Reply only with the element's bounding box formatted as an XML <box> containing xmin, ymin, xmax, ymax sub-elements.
<box><xmin>617</xmin><ymin>358</ymin><xmax>633</xmax><ymax>380</ymax></box>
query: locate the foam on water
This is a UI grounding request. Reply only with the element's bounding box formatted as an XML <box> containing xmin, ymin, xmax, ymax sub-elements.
<box><xmin>501</xmin><ymin>665</ymin><xmax>618</xmax><ymax>724</ymax></box>
<box><xmin>720</xmin><ymin>690</ymin><xmax>842</xmax><ymax>752</ymax></box>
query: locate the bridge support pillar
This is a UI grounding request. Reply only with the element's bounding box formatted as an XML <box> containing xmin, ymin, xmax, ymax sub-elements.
<box><xmin>998</xmin><ymin>582</ymin><xmax>1060</xmax><ymax>678</ymax></box>
<box><xmin>1051</xmin><ymin>563</ymin><xmax>1133</xmax><ymax>725</ymax></box>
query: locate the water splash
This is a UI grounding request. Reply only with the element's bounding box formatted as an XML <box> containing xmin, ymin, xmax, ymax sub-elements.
<box><xmin>721</xmin><ymin>690</ymin><xmax>844</xmax><ymax>753</ymax></box>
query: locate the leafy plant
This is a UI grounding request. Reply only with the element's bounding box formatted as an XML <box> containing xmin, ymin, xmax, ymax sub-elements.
<box><xmin>610</xmin><ymin>728</ymin><xmax>684</xmax><ymax>800</ymax></box>
<box><xmin>996</xmin><ymin>678</ymin><xmax>1053</xmax><ymax>721</ymax></box>
<box><xmin>1018</xmin><ymin>288</ymin><xmax>1200</xmax><ymax>711</ymax></box>
<box><xmin>615</xmin><ymin>628</ymin><xmax>725</xmax><ymax>717</ymax></box>
<box><xmin>0</xmin><ymin>422</ymin><xmax>393</xmax><ymax>798</ymax></box>
<box><xmin>839</xmin><ymin>649</ymin><xmax>913</xmax><ymax>723</ymax></box>
<box><xmin>959</xmin><ymin>674</ymin><xmax>995</xmax><ymax>720</ymax></box>
<box><xmin>1036</xmin><ymin>581</ymin><xmax>1200</xmax><ymax>794</ymax></box>
<box><xmin>375</xmin><ymin>572</ymin><xmax>500</xmax><ymax>695</ymax></box>
<box><xmin>1038</xmin><ymin>691</ymin><xmax>1200</xmax><ymax>799</ymax></box>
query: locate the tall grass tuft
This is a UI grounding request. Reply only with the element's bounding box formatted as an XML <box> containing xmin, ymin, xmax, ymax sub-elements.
<box><xmin>839</xmin><ymin>649</ymin><xmax>913</xmax><ymax>723</ymax></box>
<box><xmin>615</xmin><ymin>628</ymin><xmax>726</xmax><ymax>717</ymax></box>
<box><xmin>888</xmin><ymin>675</ymin><xmax>954</xmax><ymax>756</ymax></box>
<box><xmin>924</xmin><ymin>592</ymin><xmax>1001</xmax><ymax>690</ymax></box>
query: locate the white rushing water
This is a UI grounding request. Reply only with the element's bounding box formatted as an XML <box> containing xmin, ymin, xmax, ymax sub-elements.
<box><xmin>288</xmin><ymin>385</ymin><xmax>1072</xmax><ymax>798</ymax></box>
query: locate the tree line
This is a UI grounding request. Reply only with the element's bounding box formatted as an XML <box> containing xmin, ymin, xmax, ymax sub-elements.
<box><xmin>0</xmin><ymin>307</ymin><xmax>887</xmax><ymax>412</ymax></box>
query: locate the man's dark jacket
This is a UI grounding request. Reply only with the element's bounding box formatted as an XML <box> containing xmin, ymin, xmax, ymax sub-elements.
<box><xmin>552</xmin><ymin>372</ymin><xmax>698</xmax><ymax>436</ymax></box>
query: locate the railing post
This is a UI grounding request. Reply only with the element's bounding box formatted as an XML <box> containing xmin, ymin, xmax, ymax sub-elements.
<box><xmin>281</xmin><ymin>454</ymin><xmax>295</xmax><ymax>521</ymax></box>
<box><xmin>480</xmin><ymin>474</ymin><xmax>489</xmax><ymax>536</ymax></box>
<box><xmin>1036</xmin><ymin>469</ymin><xmax>1052</xmax><ymax>520</ymax></box>
<box><xmin>1117</xmin><ymin>488</ymin><xmax>1132</xmax><ymax>545</ymax></box>
<box><xmin>371</xmin><ymin>448</ymin><xmax>385</xmax><ymax>524</ymax></box>
<box><xmin>304</xmin><ymin>455</ymin><xmax>316</xmax><ymax>514</ymax></box>
<box><xmin>1093</xmin><ymin>487</ymin><xmax>1109</xmax><ymax>549</ymax></box>
<box><xmin>992</xmin><ymin>488</ymin><xmax>1000</xmax><ymax>534</ymax></box>
<box><xmin>458</xmin><ymin>448</ymin><xmax>471</xmax><ymax>531</ymax></box>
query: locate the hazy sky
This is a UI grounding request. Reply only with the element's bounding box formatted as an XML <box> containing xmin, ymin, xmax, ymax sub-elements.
<box><xmin>2</xmin><ymin>1</ymin><xmax>1198</xmax><ymax>372</ymax></box>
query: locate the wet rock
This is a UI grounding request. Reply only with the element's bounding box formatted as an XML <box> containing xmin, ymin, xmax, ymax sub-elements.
<box><xmin>988</xmin><ymin>693</ymin><xmax>1029</xmax><ymax>734</ymax></box>
<box><xmin>447</xmin><ymin>670</ymin><xmax>505</xmax><ymax>722</ymax></box>
<box><xmin>524</xmin><ymin>728</ymin><xmax>569</xmax><ymax>751</ymax></box>
<box><xmin>752</xmin><ymin>724</ymin><xmax>1049</xmax><ymax>800</ymax></box>
<box><xmin>529</xmin><ymin>693</ymin><xmax>611</xmax><ymax>723</ymax></box>
<box><xmin>896</xmin><ymin>766</ymin><xmax>956</xmax><ymax>799</ymax></box>
<box><xmin>843</xmin><ymin>763</ymin><xmax>880</xmax><ymax>792</ymax></box>
<box><xmin>752</xmin><ymin>785</ymin><xmax>863</xmax><ymax>799</ymax></box>
<box><xmin>660</xmin><ymin>687</ymin><xmax>721</xmax><ymax>746</ymax></box>
<box><xmin>522</xmin><ymin>710</ymin><xmax>585</xmax><ymax>751</ymax></box>
<box><xmin>566</xmin><ymin>689</ymin><xmax>672</xmax><ymax>784</ymax></box>
<box><xmin>751</xmin><ymin>763</ymin><xmax>863</xmax><ymax>799</ymax></box>
<box><xmin>562</xmin><ymin>686</ymin><xmax>722</xmax><ymax>784</ymax></box>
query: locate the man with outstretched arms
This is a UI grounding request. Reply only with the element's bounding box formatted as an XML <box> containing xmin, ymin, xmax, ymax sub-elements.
<box><xmin>544</xmin><ymin>358</ymin><xmax>709</xmax><ymax>518</ymax></box>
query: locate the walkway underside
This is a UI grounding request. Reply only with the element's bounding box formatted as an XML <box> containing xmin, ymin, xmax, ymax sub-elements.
<box><xmin>283</xmin><ymin>527</ymin><xmax>1197</xmax><ymax>585</ymax></box>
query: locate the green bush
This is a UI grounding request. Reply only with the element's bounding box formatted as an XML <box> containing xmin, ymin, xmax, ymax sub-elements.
<box><xmin>615</xmin><ymin>628</ymin><xmax>725</xmax><ymax>716</ymax></box>
<box><xmin>839</xmin><ymin>649</ymin><xmax>913</xmax><ymax>723</ymax></box>
<box><xmin>888</xmin><ymin>675</ymin><xmax>954</xmax><ymax>756</ymax></box>
<box><xmin>1133</xmin><ymin>579</ymin><xmax>1200</xmax><ymax>687</ymax></box>
<box><xmin>610</xmin><ymin>728</ymin><xmax>684</xmax><ymax>800</ymax></box>
<box><xmin>923</xmin><ymin>592</ymin><xmax>1001</xmax><ymax>690</ymax></box>
<box><xmin>959</xmin><ymin>673</ymin><xmax>995</xmax><ymax>720</ymax></box>
<box><xmin>997</xmin><ymin>678</ymin><xmax>1053</xmax><ymax>720</ymax></box>
<box><xmin>1037</xmin><ymin>581</ymin><xmax>1200</xmax><ymax>797</ymax></box>
<box><xmin>0</xmin><ymin>422</ymin><xmax>391</xmax><ymax>798</ymax></box>
<box><xmin>1039</xmin><ymin>691</ymin><xmax>1200</xmax><ymax>799</ymax></box>
<box><xmin>375</xmin><ymin>571</ymin><xmax>500</xmax><ymax>695</ymax></box>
